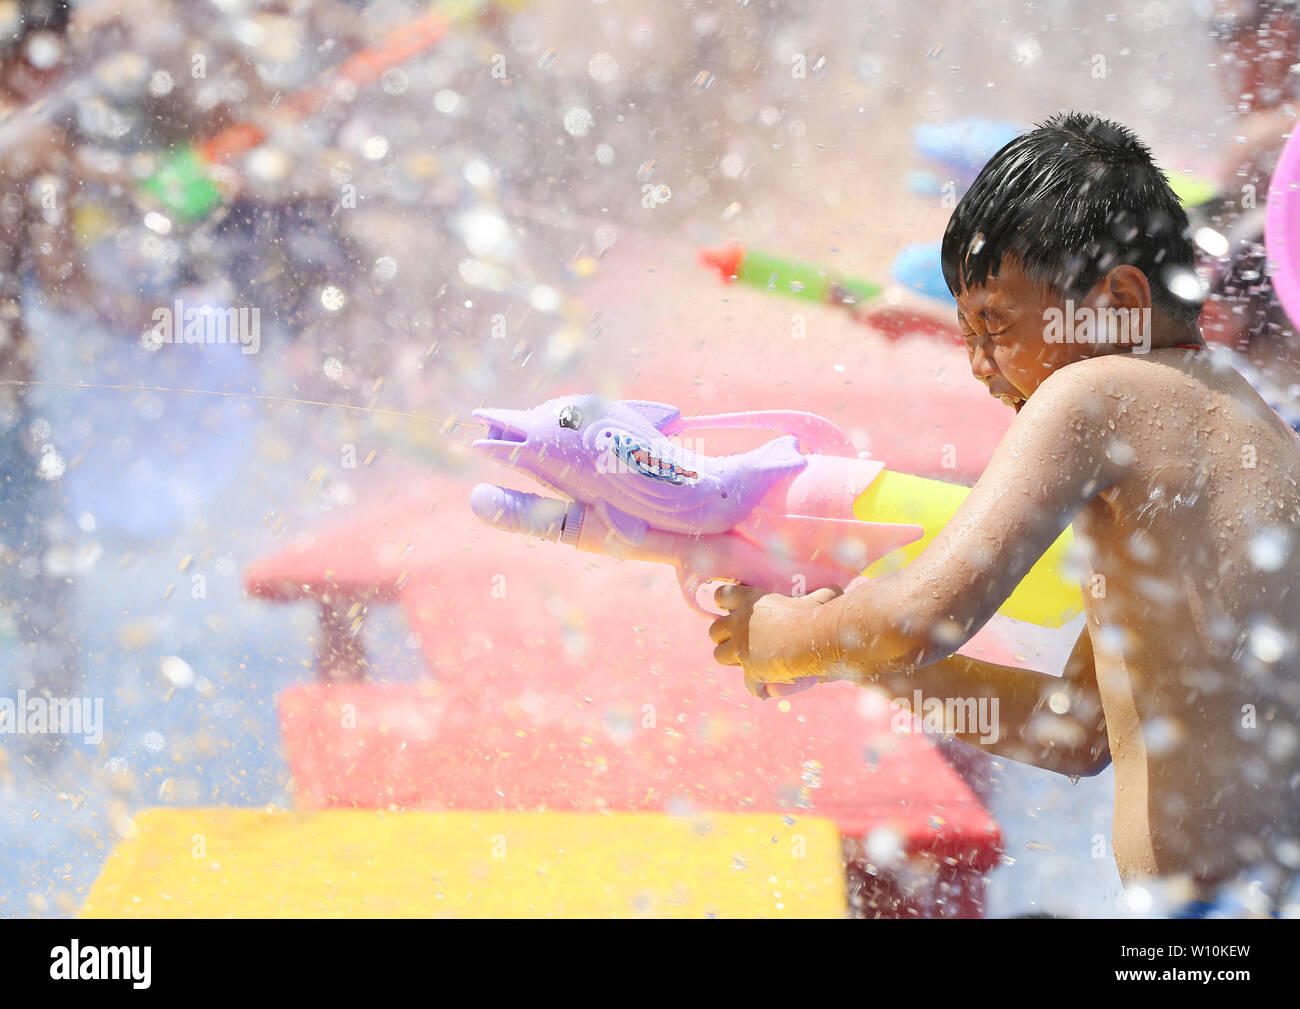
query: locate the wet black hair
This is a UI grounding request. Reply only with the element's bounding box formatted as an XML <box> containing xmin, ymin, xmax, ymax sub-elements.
<box><xmin>941</xmin><ymin>112</ymin><xmax>1202</xmax><ymax>324</ymax></box>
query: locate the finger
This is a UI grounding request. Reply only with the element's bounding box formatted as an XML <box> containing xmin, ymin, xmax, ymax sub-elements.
<box><xmin>743</xmin><ymin>669</ymin><xmax>767</xmax><ymax>700</ymax></box>
<box><xmin>708</xmin><ymin>616</ymin><xmax>731</xmax><ymax>645</ymax></box>
<box><xmin>804</xmin><ymin>586</ymin><xmax>843</xmax><ymax>604</ymax></box>
<box><xmin>713</xmin><ymin>640</ymin><xmax>740</xmax><ymax>666</ymax></box>
<box><xmin>713</xmin><ymin>583</ymin><xmax>739</xmax><ymax>610</ymax></box>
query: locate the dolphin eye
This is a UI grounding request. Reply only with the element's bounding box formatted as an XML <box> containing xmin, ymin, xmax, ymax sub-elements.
<box><xmin>558</xmin><ymin>405</ymin><xmax>583</xmax><ymax>430</ymax></box>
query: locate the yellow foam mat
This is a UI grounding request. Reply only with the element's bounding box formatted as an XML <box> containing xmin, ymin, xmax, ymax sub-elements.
<box><xmin>82</xmin><ymin>808</ymin><xmax>848</xmax><ymax>918</ymax></box>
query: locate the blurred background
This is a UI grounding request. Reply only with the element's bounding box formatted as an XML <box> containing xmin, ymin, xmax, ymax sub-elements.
<box><xmin>0</xmin><ymin>0</ymin><xmax>1294</xmax><ymax>918</ymax></box>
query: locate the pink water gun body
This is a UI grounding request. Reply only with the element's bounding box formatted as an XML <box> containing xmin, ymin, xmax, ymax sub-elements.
<box><xmin>470</xmin><ymin>395</ymin><xmax>923</xmax><ymax>696</ymax></box>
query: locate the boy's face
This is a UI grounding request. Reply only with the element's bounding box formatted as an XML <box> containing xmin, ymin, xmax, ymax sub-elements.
<box><xmin>955</xmin><ymin>259</ymin><xmax>1094</xmax><ymax>412</ymax></box>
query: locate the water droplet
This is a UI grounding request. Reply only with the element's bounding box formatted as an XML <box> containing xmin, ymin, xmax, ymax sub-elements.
<box><xmin>160</xmin><ymin>655</ymin><xmax>195</xmax><ymax>689</ymax></box>
<box><xmin>563</xmin><ymin>107</ymin><xmax>593</xmax><ymax>137</ymax></box>
<box><xmin>1249</xmin><ymin>526</ymin><xmax>1290</xmax><ymax>572</ymax></box>
<box><xmin>1194</xmin><ymin>227</ymin><xmax>1229</xmax><ymax>258</ymax></box>
<box><xmin>1163</xmin><ymin>265</ymin><xmax>1206</xmax><ymax>303</ymax></box>
<box><xmin>37</xmin><ymin>445</ymin><xmax>65</xmax><ymax>481</ymax></box>
<box><xmin>865</xmin><ymin>825</ymin><xmax>904</xmax><ymax>866</ymax></box>
<box><xmin>720</xmin><ymin>152</ymin><xmax>746</xmax><ymax>179</ymax></box>
<box><xmin>1014</xmin><ymin>37</ymin><xmax>1041</xmax><ymax>65</ymax></box>
<box><xmin>434</xmin><ymin>90</ymin><xmax>462</xmax><ymax>115</ymax></box>
<box><xmin>149</xmin><ymin>70</ymin><xmax>174</xmax><ymax>97</ymax></box>
<box><xmin>381</xmin><ymin>68</ymin><xmax>409</xmax><ymax>96</ymax></box>
<box><xmin>1247</xmin><ymin>618</ymin><xmax>1291</xmax><ymax>665</ymax></box>
<box><xmin>1122</xmin><ymin>883</ymin><xmax>1153</xmax><ymax>913</ymax></box>
<box><xmin>1143</xmin><ymin>716</ymin><xmax>1184</xmax><ymax>757</ymax></box>
<box><xmin>588</xmin><ymin>52</ymin><xmax>619</xmax><ymax>83</ymax></box>
<box><xmin>529</xmin><ymin>285</ymin><xmax>560</xmax><ymax>312</ymax></box>
<box><xmin>1105</xmin><ymin>439</ymin><xmax>1136</xmax><ymax>466</ymax></box>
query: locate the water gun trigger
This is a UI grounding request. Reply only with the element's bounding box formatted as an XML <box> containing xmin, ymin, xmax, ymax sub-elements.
<box><xmin>678</xmin><ymin>569</ymin><xmax>729</xmax><ymax>618</ymax></box>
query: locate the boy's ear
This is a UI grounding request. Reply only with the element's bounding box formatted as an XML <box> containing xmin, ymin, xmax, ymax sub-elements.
<box><xmin>1094</xmin><ymin>264</ymin><xmax>1151</xmax><ymax>311</ymax></box>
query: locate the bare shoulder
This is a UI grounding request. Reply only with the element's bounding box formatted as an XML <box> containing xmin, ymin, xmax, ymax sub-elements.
<box><xmin>976</xmin><ymin>357</ymin><xmax>1129</xmax><ymax>496</ymax></box>
<box><xmin>1041</xmin><ymin>351</ymin><xmax>1173</xmax><ymax>392</ymax></box>
<box><xmin>1012</xmin><ymin>355</ymin><xmax>1131</xmax><ymax>432</ymax></box>
<box><xmin>999</xmin><ymin>354</ymin><xmax>1200</xmax><ymax>483</ymax></box>
<box><xmin>1031</xmin><ymin>352</ymin><xmax>1208</xmax><ymax>416</ymax></box>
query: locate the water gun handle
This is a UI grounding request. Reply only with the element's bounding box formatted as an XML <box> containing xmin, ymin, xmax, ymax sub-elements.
<box><xmin>663</xmin><ymin>410</ymin><xmax>857</xmax><ymax>457</ymax></box>
<box><xmin>471</xmin><ymin>484</ymin><xmax>835</xmax><ymax>699</ymax></box>
<box><xmin>674</xmin><ymin>569</ymin><xmax>821</xmax><ymax>699</ymax></box>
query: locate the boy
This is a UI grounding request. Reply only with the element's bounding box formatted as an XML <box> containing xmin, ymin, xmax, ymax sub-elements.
<box><xmin>708</xmin><ymin>112</ymin><xmax>1300</xmax><ymax>916</ymax></box>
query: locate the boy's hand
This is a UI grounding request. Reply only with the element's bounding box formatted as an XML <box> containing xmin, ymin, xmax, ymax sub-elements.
<box><xmin>708</xmin><ymin>583</ymin><xmax>843</xmax><ymax>697</ymax></box>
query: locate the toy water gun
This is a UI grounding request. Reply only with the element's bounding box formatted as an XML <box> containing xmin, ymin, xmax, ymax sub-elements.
<box><xmin>698</xmin><ymin>243</ymin><xmax>961</xmax><ymax>342</ymax></box>
<box><xmin>140</xmin><ymin>10</ymin><xmax>451</xmax><ymax>220</ymax></box>
<box><xmin>698</xmin><ymin>243</ymin><xmax>882</xmax><ymax>307</ymax></box>
<box><xmin>470</xmin><ymin>395</ymin><xmax>1080</xmax><ymax>697</ymax></box>
<box><xmin>907</xmin><ymin>117</ymin><xmax>1023</xmax><ymax>198</ymax></box>
<box><xmin>891</xmin><ymin>242</ymin><xmax>957</xmax><ymax>305</ymax></box>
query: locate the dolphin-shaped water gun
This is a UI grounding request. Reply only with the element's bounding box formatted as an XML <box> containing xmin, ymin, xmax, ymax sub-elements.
<box><xmin>471</xmin><ymin>395</ymin><xmax>1083</xmax><ymax>698</ymax></box>
<box><xmin>471</xmin><ymin>395</ymin><xmax>921</xmax><ymax>696</ymax></box>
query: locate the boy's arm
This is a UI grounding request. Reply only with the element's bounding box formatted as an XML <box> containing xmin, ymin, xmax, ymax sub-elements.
<box><xmin>859</xmin><ymin>627</ymin><xmax>1111</xmax><ymax>776</ymax></box>
<box><xmin>717</xmin><ymin>360</ymin><xmax>1125</xmax><ymax>685</ymax></box>
<box><xmin>813</xmin><ymin>363</ymin><xmax>1121</xmax><ymax>675</ymax></box>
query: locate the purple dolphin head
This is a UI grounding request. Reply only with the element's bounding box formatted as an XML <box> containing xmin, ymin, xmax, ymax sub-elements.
<box><xmin>472</xmin><ymin>395</ymin><xmax>682</xmax><ymax>494</ymax></box>
<box><xmin>472</xmin><ymin>395</ymin><xmax>809</xmax><ymax>539</ymax></box>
